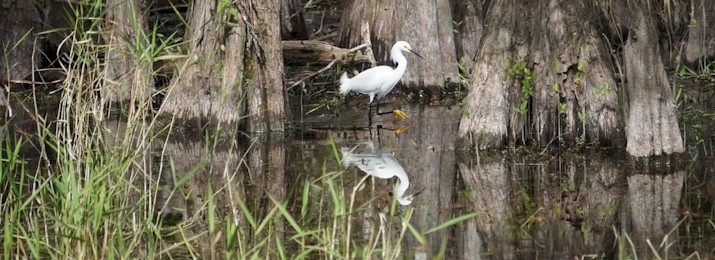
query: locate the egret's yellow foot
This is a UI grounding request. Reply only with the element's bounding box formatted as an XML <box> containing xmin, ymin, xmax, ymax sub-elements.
<box><xmin>393</xmin><ymin>109</ymin><xmax>409</xmax><ymax>120</ymax></box>
<box><xmin>393</xmin><ymin>125</ymin><xmax>410</xmax><ymax>134</ymax></box>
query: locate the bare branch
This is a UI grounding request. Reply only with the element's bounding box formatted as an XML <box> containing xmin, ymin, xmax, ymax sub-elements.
<box><xmin>287</xmin><ymin>42</ymin><xmax>370</xmax><ymax>90</ymax></box>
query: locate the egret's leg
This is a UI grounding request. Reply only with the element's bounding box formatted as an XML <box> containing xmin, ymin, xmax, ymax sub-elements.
<box><xmin>368</xmin><ymin>102</ymin><xmax>373</xmax><ymax>126</ymax></box>
<box><xmin>377</xmin><ymin>124</ymin><xmax>410</xmax><ymax>134</ymax></box>
<box><xmin>391</xmin><ymin>110</ymin><xmax>410</xmax><ymax>119</ymax></box>
<box><xmin>376</xmin><ymin>99</ymin><xmax>409</xmax><ymax>119</ymax></box>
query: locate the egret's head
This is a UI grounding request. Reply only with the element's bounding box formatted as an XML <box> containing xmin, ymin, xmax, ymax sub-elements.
<box><xmin>393</xmin><ymin>41</ymin><xmax>424</xmax><ymax>59</ymax></box>
<box><xmin>395</xmin><ymin>188</ymin><xmax>424</xmax><ymax>206</ymax></box>
<box><xmin>397</xmin><ymin>196</ymin><xmax>415</xmax><ymax>206</ymax></box>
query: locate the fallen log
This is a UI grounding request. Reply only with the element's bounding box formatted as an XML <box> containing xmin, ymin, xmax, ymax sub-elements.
<box><xmin>282</xmin><ymin>40</ymin><xmax>371</xmax><ymax>64</ymax></box>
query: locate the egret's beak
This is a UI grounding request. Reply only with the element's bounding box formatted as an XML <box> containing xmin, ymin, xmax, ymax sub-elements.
<box><xmin>409</xmin><ymin>49</ymin><xmax>424</xmax><ymax>59</ymax></box>
<box><xmin>409</xmin><ymin>188</ymin><xmax>425</xmax><ymax>198</ymax></box>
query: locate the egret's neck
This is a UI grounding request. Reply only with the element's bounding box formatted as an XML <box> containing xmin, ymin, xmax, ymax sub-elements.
<box><xmin>394</xmin><ymin>171</ymin><xmax>410</xmax><ymax>197</ymax></box>
<box><xmin>395</xmin><ymin>175</ymin><xmax>412</xmax><ymax>205</ymax></box>
<box><xmin>391</xmin><ymin>50</ymin><xmax>408</xmax><ymax>74</ymax></box>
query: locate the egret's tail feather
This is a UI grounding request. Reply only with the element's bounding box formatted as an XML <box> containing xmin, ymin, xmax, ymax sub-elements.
<box><xmin>339</xmin><ymin>72</ymin><xmax>350</xmax><ymax>95</ymax></box>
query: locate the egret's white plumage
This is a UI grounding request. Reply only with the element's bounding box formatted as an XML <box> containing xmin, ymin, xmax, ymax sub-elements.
<box><xmin>341</xmin><ymin>142</ymin><xmax>419</xmax><ymax>205</ymax></box>
<box><xmin>340</xmin><ymin>41</ymin><xmax>422</xmax><ymax>117</ymax></box>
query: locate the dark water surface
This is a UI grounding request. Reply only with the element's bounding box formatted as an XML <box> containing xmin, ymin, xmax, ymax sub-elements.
<box><xmin>3</xmin><ymin>96</ymin><xmax>713</xmax><ymax>258</ymax></box>
<box><xmin>282</xmin><ymin>101</ymin><xmax>715</xmax><ymax>259</ymax></box>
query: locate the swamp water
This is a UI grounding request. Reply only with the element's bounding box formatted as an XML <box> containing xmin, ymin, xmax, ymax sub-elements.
<box><xmin>2</xmin><ymin>99</ymin><xmax>714</xmax><ymax>259</ymax></box>
<box><xmin>295</xmin><ymin>103</ymin><xmax>715</xmax><ymax>259</ymax></box>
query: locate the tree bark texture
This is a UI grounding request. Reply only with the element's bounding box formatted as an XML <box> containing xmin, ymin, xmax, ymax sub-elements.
<box><xmin>162</xmin><ymin>0</ymin><xmax>286</xmax><ymax>131</ymax></box>
<box><xmin>279</xmin><ymin>0</ymin><xmax>308</xmax><ymax>40</ymax></box>
<box><xmin>0</xmin><ymin>0</ymin><xmax>41</xmax><ymax>84</ymax></box>
<box><xmin>683</xmin><ymin>0</ymin><xmax>715</xmax><ymax>64</ymax></box>
<box><xmin>450</xmin><ymin>0</ymin><xmax>485</xmax><ymax>71</ymax></box>
<box><xmin>612</xmin><ymin>1</ymin><xmax>685</xmax><ymax>157</ymax></box>
<box><xmin>456</xmin><ymin>1</ymin><xmax>514</xmax><ymax>149</ymax></box>
<box><xmin>394</xmin><ymin>0</ymin><xmax>459</xmax><ymax>91</ymax></box>
<box><xmin>103</xmin><ymin>0</ymin><xmax>152</xmax><ymax>111</ymax></box>
<box><xmin>530</xmin><ymin>1</ymin><xmax>622</xmax><ymax>147</ymax></box>
<box><xmin>337</xmin><ymin>0</ymin><xmax>396</xmax><ymax>62</ymax></box>
<box><xmin>338</xmin><ymin>0</ymin><xmax>459</xmax><ymax>93</ymax></box>
<box><xmin>460</xmin><ymin>0</ymin><xmax>685</xmax><ymax>153</ymax></box>
<box><xmin>242</xmin><ymin>1</ymin><xmax>287</xmax><ymax>132</ymax></box>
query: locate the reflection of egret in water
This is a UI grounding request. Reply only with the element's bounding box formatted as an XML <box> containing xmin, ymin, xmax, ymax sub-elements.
<box><xmin>341</xmin><ymin>142</ymin><xmax>420</xmax><ymax>205</ymax></box>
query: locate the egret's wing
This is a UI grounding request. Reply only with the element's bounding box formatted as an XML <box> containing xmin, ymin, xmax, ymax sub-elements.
<box><xmin>346</xmin><ymin>66</ymin><xmax>393</xmax><ymax>95</ymax></box>
<box><xmin>346</xmin><ymin>152</ymin><xmax>407</xmax><ymax>180</ymax></box>
<box><xmin>372</xmin><ymin>154</ymin><xmax>407</xmax><ymax>179</ymax></box>
<box><xmin>342</xmin><ymin>147</ymin><xmax>379</xmax><ymax>169</ymax></box>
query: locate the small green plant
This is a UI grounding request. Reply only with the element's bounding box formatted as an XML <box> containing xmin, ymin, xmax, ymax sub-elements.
<box><xmin>554</xmin><ymin>59</ymin><xmax>562</xmax><ymax>72</ymax></box>
<box><xmin>457</xmin><ymin>56</ymin><xmax>471</xmax><ymax>89</ymax></box>
<box><xmin>459</xmin><ymin>98</ymin><xmax>473</xmax><ymax>118</ymax></box>
<box><xmin>573</xmin><ymin>59</ymin><xmax>585</xmax><ymax>85</ymax></box>
<box><xmin>518</xmin><ymin>186</ymin><xmax>536</xmax><ymax>214</ymax></box>
<box><xmin>678</xmin><ymin>58</ymin><xmax>715</xmax><ymax>79</ymax></box>
<box><xmin>438</xmin><ymin>82</ymin><xmax>447</xmax><ymax>96</ymax></box>
<box><xmin>595</xmin><ymin>83</ymin><xmax>613</xmax><ymax>96</ymax></box>
<box><xmin>596</xmin><ymin>202</ymin><xmax>616</xmax><ymax>216</ymax></box>
<box><xmin>673</xmin><ymin>83</ymin><xmax>686</xmax><ymax>109</ymax></box>
<box><xmin>558</xmin><ymin>103</ymin><xmax>567</xmax><ymax>115</ymax></box>
<box><xmin>580</xmin><ymin>221</ymin><xmax>590</xmax><ymax>236</ymax></box>
<box><xmin>509</xmin><ymin>60</ymin><xmax>536</xmax><ymax>116</ymax></box>
<box><xmin>218</xmin><ymin>0</ymin><xmax>240</xmax><ymax>26</ymax></box>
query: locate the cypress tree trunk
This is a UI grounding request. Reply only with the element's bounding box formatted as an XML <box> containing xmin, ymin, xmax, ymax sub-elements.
<box><xmin>162</xmin><ymin>0</ymin><xmax>286</xmax><ymax>131</ymax></box>
<box><xmin>337</xmin><ymin>0</ymin><xmax>396</xmax><ymax>61</ymax></box>
<box><xmin>103</xmin><ymin>0</ymin><xmax>152</xmax><ymax>112</ymax></box>
<box><xmin>279</xmin><ymin>0</ymin><xmax>308</xmax><ymax>40</ymax></box>
<box><xmin>451</xmin><ymin>0</ymin><xmax>485</xmax><ymax>71</ymax></box>
<box><xmin>458</xmin><ymin>0</ymin><xmax>623</xmax><ymax>149</ymax></box>
<box><xmin>394</xmin><ymin>0</ymin><xmax>459</xmax><ymax>92</ymax></box>
<box><xmin>241</xmin><ymin>0</ymin><xmax>287</xmax><ymax>132</ymax></box>
<box><xmin>610</xmin><ymin>0</ymin><xmax>685</xmax><ymax>156</ymax></box>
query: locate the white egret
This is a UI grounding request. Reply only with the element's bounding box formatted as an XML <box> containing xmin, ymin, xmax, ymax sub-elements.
<box><xmin>339</xmin><ymin>41</ymin><xmax>423</xmax><ymax>121</ymax></box>
<box><xmin>341</xmin><ymin>142</ymin><xmax>421</xmax><ymax>205</ymax></box>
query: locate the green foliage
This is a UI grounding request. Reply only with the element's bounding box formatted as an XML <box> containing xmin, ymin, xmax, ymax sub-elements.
<box><xmin>459</xmin><ymin>101</ymin><xmax>473</xmax><ymax>118</ymax></box>
<box><xmin>218</xmin><ymin>0</ymin><xmax>240</xmax><ymax>27</ymax></box>
<box><xmin>573</xmin><ymin>59</ymin><xmax>585</xmax><ymax>85</ymax></box>
<box><xmin>554</xmin><ymin>59</ymin><xmax>562</xmax><ymax>72</ymax></box>
<box><xmin>457</xmin><ymin>56</ymin><xmax>471</xmax><ymax>89</ymax></box>
<box><xmin>673</xmin><ymin>83</ymin><xmax>686</xmax><ymax>109</ymax></box>
<box><xmin>595</xmin><ymin>83</ymin><xmax>613</xmax><ymax>96</ymax></box>
<box><xmin>508</xmin><ymin>60</ymin><xmax>536</xmax><ymax>116</ymax></box>
<box><xmin>558</xmin><ymin>103</ymin><xmax>568</xmax><ymax>115</ymax></box>
<box><xmin>575</xmin><ymin>134</ymin><xmax>586</xmax><ymax>146</ymax></box>
<box><xmin>678</xmin><ymin>60</ymin><xmax>715</xmax><ymax>80</ymax></box>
